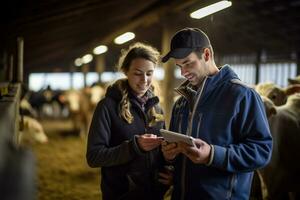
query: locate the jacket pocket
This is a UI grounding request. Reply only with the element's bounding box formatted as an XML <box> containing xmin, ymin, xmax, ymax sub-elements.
<box><xmin>126</xmin><ymin>174</ymin><xmax>137</xmax><ymax>191</ymax></box>
<box><xmin>120</xmin><ymin>174</ymin><xmax>145</xmax><ymax>200</ymax></box>
<box><xmin>126</xmin><ymin>172</ymin><xmax>151</xmax><ymax>190</ymax></box>
<box><xmin>122</xmin><ymin>172</ymin><xmax>153</xmax><ymax>199</ymax></box>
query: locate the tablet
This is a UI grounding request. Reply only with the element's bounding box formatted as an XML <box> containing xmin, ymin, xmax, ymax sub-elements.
<box><xmin>160</xmin><ymin>129</ymin><xmax>195</xmax><ymax>146</ymax></box>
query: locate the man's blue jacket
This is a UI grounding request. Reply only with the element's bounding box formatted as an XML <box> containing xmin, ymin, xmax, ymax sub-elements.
<box><xmin>169</xmin><ymin>65</ymin><xmax>272</xmax><ymax>200</ymax></box>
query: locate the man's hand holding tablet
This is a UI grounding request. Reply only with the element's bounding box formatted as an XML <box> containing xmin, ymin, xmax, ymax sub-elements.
<box><xmin>160</xmin><ymin>129</ymin><xmax>212</xmax><ymax>165</ymax></box>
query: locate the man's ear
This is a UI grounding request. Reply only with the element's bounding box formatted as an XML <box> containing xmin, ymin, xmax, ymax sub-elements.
<box><xmin>203</xmin><ymin>48</ymin><xmax>210</xmax><ymax>62</ymax></box>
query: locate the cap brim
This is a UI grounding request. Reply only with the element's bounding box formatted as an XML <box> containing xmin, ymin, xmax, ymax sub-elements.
<box><xmin>162</xmin><ymin>48</ymin><xmax>194</xmax><ymax>63</ymax></box>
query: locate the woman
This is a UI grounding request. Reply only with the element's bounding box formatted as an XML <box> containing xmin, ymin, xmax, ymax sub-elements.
<box><xmin>86</xmin><ymin>42</ymin><xmax>170</xmax><ymax>200</ymax></box>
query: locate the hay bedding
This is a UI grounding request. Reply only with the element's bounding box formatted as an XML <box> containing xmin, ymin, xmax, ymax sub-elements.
<box><xmin>28</xmin><ymin>119</ymin><xmax>101</xmax><ymax>200</ymax></box>
<box><xmin>28</xmin><ymin>119</ymin><xmax>171</xmax><ymax>200</ymax></box>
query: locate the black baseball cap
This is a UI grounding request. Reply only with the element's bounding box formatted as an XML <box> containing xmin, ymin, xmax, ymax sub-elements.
<box><xmin>162</xmin><ymin>28</ymin><xmax>211</xmax><ymax>63</ymax></box>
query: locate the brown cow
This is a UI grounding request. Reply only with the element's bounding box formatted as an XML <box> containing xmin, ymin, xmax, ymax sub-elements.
<box><xmin>254</xmin><ymin>93</ymin><xmax>300</xmax><ymax>200</ymax></box>
<box><xmin>60</xmin><ymin>85</ymin><xmax>105</xmax><ymax>138</ymax></box>
<box><xmin>255</xmin><ymin>82</ymin><xmax>300</xmax><ymax>106</ymax></box>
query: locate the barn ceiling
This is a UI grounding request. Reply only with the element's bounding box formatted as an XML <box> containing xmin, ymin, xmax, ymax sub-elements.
<box><xmin>1</xmin><ymin>0</ymin><xmax>300</xmax><ymax>75</ymax></box>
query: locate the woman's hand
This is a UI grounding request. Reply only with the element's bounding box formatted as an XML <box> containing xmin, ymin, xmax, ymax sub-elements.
<box><xmin>137</xmin><ymin>134</ymin><xmax>163</xmax><ymax>151</ymax></box>
<box><xmin>161</xmin><ymin>141</ymin><xmax>181</xmax><ymax>161</ymax></box>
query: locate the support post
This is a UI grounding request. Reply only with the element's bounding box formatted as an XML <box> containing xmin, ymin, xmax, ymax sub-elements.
<box><xmin>161</xmin><ymin>25</ymin><xmax>175</xmax><ymax>127</ymax></box>
<box><xmin>16</xmin><ymin>37</ymin><xmax>24</xmax><ymax>83</ymax></box>
<box><xmin>95</xmin><ymin>55</ymin><xmax>105</xmax><ymax>83</ymax></box>
<box><xmin>255</xmin><ymin>50</ymin><xmax>262</xmax><ymax>84</ymax></box>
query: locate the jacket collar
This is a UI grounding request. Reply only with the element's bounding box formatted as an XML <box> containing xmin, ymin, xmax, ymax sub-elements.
<box><xmin>175</xmin><ymin>65</ymin><xmax>239</xmax><ymax>100</ymax></box>
<box><xmin>175</xmin><ymin>79</ymin><xmax>201</xmax><ymax>101</ymax></box>
<box><xmin>128</xmin><ymin>88</ymin><xmax>159</xmax><ymax>111</ymax></box>
<box><xmin>106</xmin><ymin>79</ymin><xmax>159</xmax><ymax>110</ymax></box>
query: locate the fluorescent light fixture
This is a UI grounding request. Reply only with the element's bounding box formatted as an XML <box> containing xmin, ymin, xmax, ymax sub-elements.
<box><xmin>114</xmin><ymin>32</ymin><xmax>135</xmax><ymax>45</ymax></box>
<box><xmin>74</xmin><ymin>58</ymin><xmax>83</xmax><ymax>67</ymax></box>
<box><xmin>93</xmin><ymin>45</ymin><xmax>108</xmax><ymax>55</ymax></box>
<box><xmin>82</xmin><ymin>54</ymin><xmax>93</xmax><ymax>64</ymax></box>
<box><xmin>190</xmin><ymin>0</ymin><xmax>232</xmax><ymax>19</ymax></box>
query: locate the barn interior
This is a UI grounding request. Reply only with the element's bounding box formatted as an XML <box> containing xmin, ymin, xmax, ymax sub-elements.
<box><xmin>1</xmin><ymin>0</ymin><xmax>300</xmax><ymax>199</ymax></box>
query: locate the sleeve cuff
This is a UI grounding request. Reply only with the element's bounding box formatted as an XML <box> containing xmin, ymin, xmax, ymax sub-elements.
<box><xmin>210</xmin><ymin>145</ymin><xmax>227</xmax><ymax>169</ymax></box>
<box><xmin>132</xmin><ymin>135</ymin><xmax>147</xmax><ymax>156</ymax></box>
<box><xmin>206</xmin><ymin>144</ymin><xmax>214</xmax><ymax>166</ymax></box>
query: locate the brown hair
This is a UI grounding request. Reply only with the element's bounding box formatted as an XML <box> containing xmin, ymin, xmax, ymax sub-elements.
<box><xmin>116</xmin><ymin>42</ymin><xmax>163</xmax><ymax>124</ymax></box>
<box><xmin>118</xmin><ymin>42</ymin><xmax>160</xmax><ymax>73</ymax></box>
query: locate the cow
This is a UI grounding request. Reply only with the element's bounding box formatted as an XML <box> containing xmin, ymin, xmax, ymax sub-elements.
<box><xmin>255</xmin><ymin>82</ymin><xmax>300</xmax><ymax>106</ymax></box>
<box><xmin>19</xmin><ymin>116</ymin><xmax>48</xmax><ymax>144</ymax></box>
<box><xmin>59</xmin><ymin>89</ymin><xmax>88</xmax><ymax>138</ymax></box>
<box><xmin>26</xmin><ymin>89</ymin><xmax>65</xmax><ymax>118</ymax></box>
<box><xmin>20</xmin><ymin>98</ymin><xmax>38</xmax><ymax>118</ymax></box>
<box><xmin>254</xmin><ymin>93</ymin><xmax>300</xmax><ymax>200</ymax></box>
<box><xmin>59</xmin><ymin>85</ymin><xmax>105</xmax><ymax>138</ymax></box>
<box><xmin>89</xmin><ymin>85</ymin><xmax>105</xmax><ymax>108</ymax></box>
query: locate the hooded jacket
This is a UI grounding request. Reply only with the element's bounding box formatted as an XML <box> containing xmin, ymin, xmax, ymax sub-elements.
<box><xmin>170</xmin><ymin>65</ymin><xmax>272</xmax><ymax>200</ymax></box>
<box><xmin>86</xmin><ymin>80</ymin><xmax>167</xmax><ymax>200</ymax></box>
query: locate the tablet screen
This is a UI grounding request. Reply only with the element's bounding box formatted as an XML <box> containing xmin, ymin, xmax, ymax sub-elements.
<box><xmin>160</xmin><ymin>129</ymin><xmax>195</xmax><ymax>146</ymax></box>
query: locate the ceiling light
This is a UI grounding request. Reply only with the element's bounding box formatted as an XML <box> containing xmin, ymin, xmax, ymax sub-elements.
<box><xmin>114</xmin><ymin>32</ymin><xmax>135</xmax><ymax>45</ymax></box>
<box><xmin>93</xmin><ymin>45</ymin><xmax>108</xmax><ymax>55</ymax></box>
<box><xmin>74</xmin><ymin>58</ymin><xmax>82</xmax><ymax>67</ymax></box>
<box><xmin>82</xmin><ymin>54</ymin><xmax>93</xmax><ymax>64</ymax></box>
<box><xmin>190</xmin><ymin>0</ymin><xmax>232</xmax><ymax>19</ymax></box>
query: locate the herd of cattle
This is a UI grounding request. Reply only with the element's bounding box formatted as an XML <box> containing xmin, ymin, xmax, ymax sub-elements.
<box><xmin>253</xmin><ymin>76</ymin><xmax>300</xmax><ymax>200</ymax></box>
<box><xmin>19</xmin><ymin>84</ymin><xmax>105</xmax><ymax>143</ymax></box>
<box><xmin>18</xmin><ymin>75</ymin><xmax>300</xmax><ymax>200</ymax></box>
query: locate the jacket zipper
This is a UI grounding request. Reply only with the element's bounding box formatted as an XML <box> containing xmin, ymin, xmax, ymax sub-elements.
<box><xmin>227</xmin><ymin>174</ymin><xmax>236</xmax><ymax>199</ymax></box>
<box><xmin>196</xmin><ymin>113</ymin><xmax>203</xmax><ymax>138</ymax></box>
<box><xmin>180</xmin><ymin>77</ymin><xmax>207</xmax><ymax>200</ymax></box>
<box><xmin>133</xmin><ymin>100</ymin><xmax>153</xmax><ymax>169</ymax></box>
<box><xmin>180</xmin><ymin>112</ymin><xmax>191</xmax><ymax>200</ymax></box>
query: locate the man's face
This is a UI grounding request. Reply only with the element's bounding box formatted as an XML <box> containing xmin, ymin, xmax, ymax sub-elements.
<box><xmin>175</xmin><ymin>51</ymin><xmax>209</xmax><ymax>86</ymax></box>
<box><xmin>125</xmin><ymin>58</ymin><xmax>155</xmax><ymax>97</ymax></box>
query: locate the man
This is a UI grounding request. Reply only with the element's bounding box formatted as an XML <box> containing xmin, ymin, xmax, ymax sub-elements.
<box><xmin>161</xmin><ymin>28</ymin><xmax>272</xmax><ymax>200</ymax></box>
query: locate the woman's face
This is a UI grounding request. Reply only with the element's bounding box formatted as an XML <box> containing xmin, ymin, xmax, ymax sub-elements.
<box><xmin>125</xmin><ymin>58</ymin><xmax>155</xmax><ymax>97</ymax></box>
